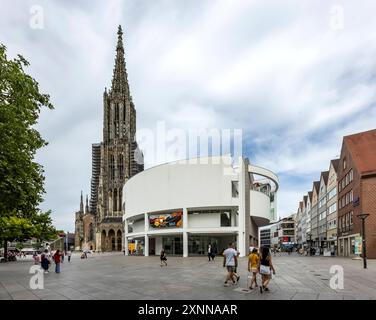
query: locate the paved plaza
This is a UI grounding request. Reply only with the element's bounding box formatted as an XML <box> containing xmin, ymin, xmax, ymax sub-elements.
<box><xmin>0</xmin><ymin>253</ymin><xmax>376</xmax><ymax>300</ymax></box>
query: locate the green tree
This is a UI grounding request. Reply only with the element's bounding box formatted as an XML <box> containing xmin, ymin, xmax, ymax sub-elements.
<box><xmin>0</xmin><ymin>43</ymin><xmax>55</xmax><ymax>260</ymax></box>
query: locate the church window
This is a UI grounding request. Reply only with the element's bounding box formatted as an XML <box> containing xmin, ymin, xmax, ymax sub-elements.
<box><xmin>113</xmin><ymin>188</ymin><xmax>118</xmax><ymax>212</ymax></box>
<box><xmin>119</xmin><ymin>154</ymin><xmax>124</xmax><ymax>179</ymax></box>
<box><xmin>119</xmin><ymin>187</ymin><xmax>122</xmax><ymax>214</ymax></box>
<box><xmin>115</xmin><ymin>103</ymin><xmax>119</xmax><ymax>121</ymax></box>
<box><xmin>110</xmin><ymin>155</ymin><xmax>115</xmax><ymax>180</ymax></box>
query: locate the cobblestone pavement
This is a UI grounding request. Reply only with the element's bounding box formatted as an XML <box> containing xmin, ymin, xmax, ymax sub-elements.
<box><xmin>0</xmin><ymin>252</ymin><xmax>375</xmax><ymax>300</ymax></box>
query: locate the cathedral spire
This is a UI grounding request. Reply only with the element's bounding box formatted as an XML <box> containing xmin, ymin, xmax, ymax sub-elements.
<box><xmin>111</xmin><ymin>25</ymin><xmax>129</xmax><ymax>95</ymax></box>
<box><xmin>80</xmin><ymin>191</ymin><xmax>83</xmax><ymax>213</ymax></box>
<box><xmin>85</xmin><ymin>195</ymin><xmax>89</xmax><ymax>214</ymax></box>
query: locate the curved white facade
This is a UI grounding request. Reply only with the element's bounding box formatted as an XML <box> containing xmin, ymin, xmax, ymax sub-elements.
<box><xmin>123</xmin><ymin>155</ymin><xmax>278</xmax><ymax>257</ymax></box>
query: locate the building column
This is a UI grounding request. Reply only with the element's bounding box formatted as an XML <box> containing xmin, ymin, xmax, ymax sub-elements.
<box><xmin>144</xmin><ymin>213</ymin><xmax>149</xmax><ymax>256</ymax></box>
<box><xmin>183</xmin><ymin>208</ymin><xmax>188</xmax><ymax>257</ymax></box>
<box><xmin>183</xmin><ymin>232</ymin><xmax>188</xmax><ymax>257</ymax></box>
<box><xmin>144</xmin><ymin>213</ymin><xmax>149</xmax><ymax>231</ymax></box>
<box><xmin>144</xmin><ymin>234</ymin><xmax>149</xmax><ymax>257</ymax></box>
<box><xmin>183</xmin><ymin>207</ymin><xmax>188</xmax><ymax>228</ymax></box>
<box><xmin>124</xmin><ymin>236</ymin><xmax>129</xmax><ymax>256</ymax></box>
<box><xmin>237</xmin><ymin>156</ymin><xmax>246</xmax><ymax>257</ymax></box>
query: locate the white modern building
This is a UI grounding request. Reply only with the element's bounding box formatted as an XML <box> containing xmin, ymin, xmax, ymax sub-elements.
<box><xmin>122</xmin><ymin>155</ymin><xmax>279</xmax><ymax>257</ymax></box>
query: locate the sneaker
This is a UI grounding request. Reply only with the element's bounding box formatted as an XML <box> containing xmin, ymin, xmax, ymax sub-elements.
<box><xmin>265</xmin><ymin>287</ymin><xmax>270</xmax><ymax>292</ymax></box>
<box><xmin>260</xmin><ymin>286</ymin><xmax>263</xmax><ymax>294</ymax></box>
<box><xmin>236</xmin><ymin>276</ymin><xmax>240</xmax><ymax>283</ymax></box>
<box><xmin>249</xmin><ymin>286</ymin><xmax>253</xmax><ymax>290</ymax></box>
<box><xmin>224</xmin><ymin>282</ymin><xmax>230</xmax><ymax>287</ymax></box>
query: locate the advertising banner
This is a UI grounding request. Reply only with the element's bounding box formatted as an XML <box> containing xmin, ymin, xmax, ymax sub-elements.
<box><xmin>149</xmin><ymin>211</ymin><xmax>183</xmax><ymax>228</ymax></box>
<box><xmin>354</xmin><ymin>236</ymin><xmax>362</xmax><ymax>255</ymax></box>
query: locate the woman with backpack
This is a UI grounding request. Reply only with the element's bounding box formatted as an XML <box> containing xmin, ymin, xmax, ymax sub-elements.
<box><xmin>53</xmin><ymin>250</ymin><xmax>62</xmax><ymax>273</ymax></box>
<box><xmin>259</xmin><ymin>246</ymin><xmax>275</xmax><ymax>293</ymax></box>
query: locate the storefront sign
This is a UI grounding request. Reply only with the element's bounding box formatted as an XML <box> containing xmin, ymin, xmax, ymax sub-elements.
<box><xmin>354</xmin><ymin>236</ymin><xmax>362</xmax><ymax>255</ymax></box>
<box><xmin>149</xmin><ymin>211</ymin><xmax>183</xmax><ymax>228</ymax></box>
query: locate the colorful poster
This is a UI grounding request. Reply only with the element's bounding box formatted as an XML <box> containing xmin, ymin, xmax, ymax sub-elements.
<box><xmin>354</xmin><ymin>236</ymin><xmax>362</xmax><ymax>255</ymax></box>
<box><xmin>149</xmin><ymin>211</ymin><xmax>183</xmax><ymax>228</ymax></box>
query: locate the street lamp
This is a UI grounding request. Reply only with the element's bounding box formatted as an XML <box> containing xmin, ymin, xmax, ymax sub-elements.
<box><xmin>357</xmin><ymin>213</ymin><xmax>369</xmax><ymax>269</ymax></box>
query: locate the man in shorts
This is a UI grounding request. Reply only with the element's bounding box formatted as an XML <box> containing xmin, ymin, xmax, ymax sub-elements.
<box><xmin>223</xmin><ymin>242</ymin><xmax>238</xmax><ymax>287</ymax></box>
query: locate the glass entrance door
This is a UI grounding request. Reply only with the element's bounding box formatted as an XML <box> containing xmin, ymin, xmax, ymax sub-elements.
<box><xmin>163</xmin><ymin>236</ymin><xmax>183</xmax><ymax>255</ymax></box>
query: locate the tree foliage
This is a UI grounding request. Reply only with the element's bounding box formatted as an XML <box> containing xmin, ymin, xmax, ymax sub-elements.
<box><xmin>0</xmin><ymin>43</ymin><xmax>56</xmax><ymax>256</ymax></box>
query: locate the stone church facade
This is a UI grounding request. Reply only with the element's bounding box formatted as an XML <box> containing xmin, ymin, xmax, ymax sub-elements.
<box><xmin>75</xmin><ymin>25</ymin><xmax>143</xmax><ymax>252</ymax></box>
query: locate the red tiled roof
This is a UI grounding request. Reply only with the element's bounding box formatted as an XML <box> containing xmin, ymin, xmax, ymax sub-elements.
<box><xmin>344</xmin><ymin>128</ymin><xmax>376</xmax><ymax>177</ymax></box>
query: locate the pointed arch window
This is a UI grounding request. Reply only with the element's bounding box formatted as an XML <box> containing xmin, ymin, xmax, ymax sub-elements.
<box><xmin>114</xmin><ymin>103</ymin><xmax>120</xmax><ymax>137</ymax></box>
<box><xmin>119</xmin><ymin>154</ymin><xmax>124</xmax><ymax>179</ymax></box>
<box><xmin>110</xmin><ymin>155</ymin><xmax>115</xmax><ymax>180</ymax></box>
<box><xmin>113</xmin><ymin>188</ymin><xmax>118</xmax><ymax>212</ymax></box>
<box><xmin>119</xmin><ymin>187</ymin><xmax>122</xmax><ymax>214</ymax></box>
<box><xmin>115</xmin><ymin>103</ymin><xmax>119</xmax><ymax>121</ymax></box>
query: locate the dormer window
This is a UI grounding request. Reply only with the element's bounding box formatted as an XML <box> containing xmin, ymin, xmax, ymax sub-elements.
<box><xmin>343</xmin><ymin>158</ymin><xmax>347</xmax><ymax>170</ymax></box>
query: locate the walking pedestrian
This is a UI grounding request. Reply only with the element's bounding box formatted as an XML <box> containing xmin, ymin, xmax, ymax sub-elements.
<box><xmin>67</xmin><ymin>250</ymin><xmax>72</xmax><ymax>262</ymax></box>
<box><xmin>53</xmin><ymin>250</ymin><xmax>62</xmax><ymax>273</ymax></box>
<box><xmin>248</xmin><ymin>248</ymin><xmax>260</xmax><ymax>289</ymax></box>
<box><xmin>61</xmin><ymin>251</ymin><xmax>65</xmax><ymax>263</ymax></box>
<box><xmin>41</xmin><ymin>250</ymin><xmax>50</xmax><ymax>274</ymax></box>
<box><xmin>208</xmin><ymin>244</ymin><xmax>212</xmax><ymax>261</ymax></box>
<box><xmin>223</xmin><ymin>243</ymin><xmax>238</xmax><ymax>287</ymax></box>
<box><xmin>160</xmin><ymin>249</ymin><xmax>167</xmax><ymax>267</ymax></box>
<box><xmin>259</xmin><ymin>247</ymin><xmax>275</xmax><ymax>293</ymax></box>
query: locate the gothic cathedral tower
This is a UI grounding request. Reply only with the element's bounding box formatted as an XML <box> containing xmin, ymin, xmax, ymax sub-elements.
<box><xmin>95</xmin><ymin>25</ymin><xmax>144</xmax><ymax>251</ymax></box>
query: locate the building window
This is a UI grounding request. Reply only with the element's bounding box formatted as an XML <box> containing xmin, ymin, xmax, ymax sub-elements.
<box><xmin>329</xmin><ymin>203</ymin><xmax>337</xmax><ymax>214</ymax></box>
<box><xmin>350</xmin><ymin>211</ymin><xmax>353</xmax><ymax>225</ymax></box>
<box><xmin>345</xmin><ymin>213</ymin><xmax>349</xmax><ymax>227</ymax></box>
<box><xmin>349</xmin><ymin>169</ymin><xmax>353</xmax><ymax>182</ymax></box>
<box><xmin>349</xmin><ymin>190</ymin><xmax>353</xmax><ymax>203</ymax></box>
<box><xmin>328</xmin><ymin>187</ymin><xmax>337</xmax><ymax>200</ymax></box>
<box><xmin>343</xmin><ymin>158</ymin><xmax>347</xmax><ymax>170</ymax></box>
<box><xmin>118</xmin><ymin>154</ymin><xmax>124</xmax><ymax>179</ymax></box>
<box><xmin>231</xmin><ymin>181</ymin><xmax>239</xmax><ymax>198</ymax></box>
<box><xmin>113</xmin><ymin>188</ymin><xmax>117</xmax><ymax>212</ymax></box>
<box><xmin>119</xmin><ymin>187</ymin><xmax>122</xmax><ymax>213</ymax></box>
<box><xmin>110</xmin><ymin>155</ymin><xmax>115</xmax><ymax>180</ymax></box>
<box><xmin>345</xmin><ymin>173</ymin><xmax>349</xmax><ymax>186</ymax></box>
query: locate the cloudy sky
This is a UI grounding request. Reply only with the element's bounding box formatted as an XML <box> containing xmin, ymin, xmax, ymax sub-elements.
<box><xmin>2</xmin><ymin>0</ymin><xmax>376</xmax><ymax>232</ymax></box>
